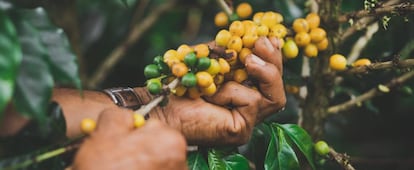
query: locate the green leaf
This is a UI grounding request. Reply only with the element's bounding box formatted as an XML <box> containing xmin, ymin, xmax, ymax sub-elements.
<box><xmin>277</xmin><ymin>124</ymin><xmax>316</xmax><ymax>170</ymax></box>
<box><xmin>22</xmin><ymin>8</ymin><xmax>81</xmax><ymax>89</ymax></box>
<box><xmin>187</xmin><ymin>151</ymin><xmax>209</xmax><ymax>170</ymax></box>
<box><xmin>265</xmin><ymin>124</ymin><xmax>300</xmax><ymax>170</ymax></box>
<box><xmin>12</xmin><ymin>13</ymin><xmax>53</xmax><ymax>124</ymax></box>
<box><xmin>207</xmin><ymin>149</ymin><xmax>250</xmax><ymax>170</ymax></box>
<box><xmin>0</xmin><ymin>10</ymin><xmax>22</xmax><ymax>115</ymax></box>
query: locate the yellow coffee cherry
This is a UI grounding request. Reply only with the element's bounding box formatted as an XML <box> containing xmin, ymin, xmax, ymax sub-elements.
<box><xmin>171</xmin><ymin>62</ymin><xmax>188</xmax><ymax>77</ymax></box>
<box><xmin>304</xmin><ymin>44</ymin><xmax>318</xmax><ymax>58</ymax></box>
<box><xmin>218</xmin><ymin>58</ymin><xmax>231</xmax><ymax>74</ymax></box>
<box><xmin>214</xmin><ymin>74</ymin><xmax>225</xmax><ymax>85</ymax></box>
<box><xmin>236</xmin><ymin>2</ymin><xmax>253</xmax><ymax>19</ymax></box>
<box><xmin>306</xmin><ymin>13</ymin><xmax>320</xmax><ymax>29</ymax></box>
<box><xmin>257</xmin><ymin>25</ymin><xmax>269</xmax><ymax>36</ymax></box>
<box><xmin>174</xmin><ymin>84</ymin><xmax>187</xmax><ymax>97</ymax></box>
<box><xmin>200</xmin><ymin>83</ymin><xmax>217</xmax><ymax>96</ymax></box>
<box><xmin>206</xmin><ymin>59</ymin><xmax>221</xmax><ymax>75</ymax></box>
<box><xmin>196</xmin><ymin>71</ymin><xmax>214</xmax><ymax>88</ymax></box>
<box><xmin>215</xmin><ymin>29</ymin><xmax>232</xmax><ymax>47</ymax></box>
<box><xmin>187</xmin><ymin>87</ymin><xmax>201</xmax><ymax>99</ymax></box>
<box><xmin>316</xmin><ymin>37</ymin><xmax>329</xmax><ymax>51</ymax></box>
<box><xmin>81</xmin><ymin>118</ymin><xmax>96</xmax><ymax>134</ymax></box>
<box><xmin>176</xmin><ymin>44</ymin><xmax>193</xmax><ymax>61</ymax></box>
<box><xmin>292</xmin><ymin>18</ymin><xmax>310</xmax><ymax>33</ymax></box>
<box><xmin>225</xmin><ymin>49</ymin><xmax>238</xmax><ymax>66</ymax></box>
<box><xmin>261</xmin><ymin>12</ymin><xmax>278</xmax><ymax>28</ymax></box>
<box><xmin>243</xmin><ymin>21</ymin><xmax>257</xmax><ymax>35</ymax></box>
<box><xmin>242</xmin><ymin>33</ymin><xmax>258</xmax><ymax>48</ymax></box>
<box><xmin>283</xmin><ymin>38</ymin><xmax>299</xmax><ymax>59</ymax></box>
<box><xmin>238</xmin><ymin>47</ymin><xmax>252</xmax><ymax>64</ymax></box>
<box><xmin>233</xmin><ymin>69</ymin><xmax>248</xmax><ymax>83</ymax></box>
<box><xmin>193</xmin><ymin>44</ymin><xmax>210</xmax><ymax>58</ymax></box>
<box><xmin>252</xmin><ymin>12</ymin><xmax>264</xmax><ymax>24</ymax></box>
<box><xmin>229</xmin><ymin>21</ymin><xmax>245</xmax><ymax>37</ymax></box>
<box><xmin>133</xmin><ymin>113</ymin><xmax>146</xmax><ymax>128</ymax></box>
<box><xmin>352</xmin><ymin>58</ymin><xmax>372</xmax><ymax>67</ymax></box>
<box><xmin>227</xmin><ymin>36</ymin><xmax>243</xmax><ymax>52</ymax></box>
<box><xmin>329</xmin><ymin>54</ymin><xmax>347</xmax><ymax>71</ymax></box>
<box><xmin>163</xmin><ymin>49</ymin><xmax>180</xmax><ymax>67</ymax></box>
<box><xmin>269</xmin><ymin>24</ymin><xmax>287</xmax><ymax>38</ymax></box>
<box><xmin>310</xmin><ymin>28</ymin><xmax>327</xmax><ymax>43</ymax></box>
<box><xmin>214</xmin><ymin>12</ymin><xmax>229</xmax><ymax>27</ymax></box>
<box><xmin>294</xmin><ymin>32</ymin><xmax>311</xmax><ymax>47</ymax></box>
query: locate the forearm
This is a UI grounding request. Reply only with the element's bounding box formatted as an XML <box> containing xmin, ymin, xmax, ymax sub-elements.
<box><xmin>52</xmin><ymin>88</ymin><xmax>118</xmax><ymax>138</ymax></box>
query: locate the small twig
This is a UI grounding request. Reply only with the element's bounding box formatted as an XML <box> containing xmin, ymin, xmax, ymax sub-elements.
<box><xmin>347</xmin><ymin>23</ymin><xmax>379</xmax><ymax>64</ymax></box>
<box><xmin>134</xmin><ymin>79</ymin><xmax>179</xmax><ymax>117</ymax></box>
<box><xmin>338</xmin><ymin>0</ymin><xmax>402</xmax><ymax>43</ymax></box>
<box><xmin>327</xmin><ymin>70</ymin><xmax>414</xmax><ymax>114</ymax></box>
<box><xmin>216</xmin><ymin>0</ymin><xmax>233</xmax><ymax>16</ymax></box>
<box><xmin>87</xmin><ymin>1</ymin><xmax>176</xmax><ymax>88</ymax></box>
<box><xmin>329</xmin><ymin>147</ymin><xmax>356</xmax><ymax>170</ymax></box>
<box><xmin>346</xmin><ymin>58</ymin><xmax>414</xmax><ymax>74</ymax></box>
<box><xmin>129</xmin><ymin>0</ymin><xmax>150</xmax><ymax>30</ymax></box>
<box><xmin>338</xmin><ymin>2</ymin><xmax>414</xmax><ymax>23</ymax></box>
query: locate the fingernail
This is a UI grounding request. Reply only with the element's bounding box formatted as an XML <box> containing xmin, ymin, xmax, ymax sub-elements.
<box><xmin>264</xmin><ymin>38</ymin><xmax>274</xmax><ymax>51</ymax></box>
<box><xmin>250</xmin><ymin>54</ymin><xmax>266</xmax><ymax>66</ymax></box>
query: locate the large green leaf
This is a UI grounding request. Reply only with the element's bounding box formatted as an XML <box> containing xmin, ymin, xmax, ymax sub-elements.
<box><xmin>21</xmin><ymin>8</ymin><xmax>81</xmax><ymax>89</ymax></box>
<box><xmin>12</xmin><ymin>14</ymin><xmax>53</xmax><ymax>124</ymax></box>
<box><xmin>277</xmin><ymin>124</ymin><xmax>316</xmax><ymax>170</ymax></box>
<box><xmin>0</xmin><ymin>10</ymin><xmax>22</xmax><ymax>115</ymax></box>
<box><xmin>265</xmin><ymin>124</ymin><xmax>300</xmax><ymax>170</ymax></box>
<box><xmin>207</xmin><ymin>149</ymin><xmax>250</xmax><ymax>170</ymax></box>
<box><xmin>187</xmin><ymin>151</ymin><xmax>209</xmax><ymax>170</ymax></box>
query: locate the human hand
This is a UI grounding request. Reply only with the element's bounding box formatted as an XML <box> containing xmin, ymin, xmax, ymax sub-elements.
<box><xmin>134</xmin><ymin>36</ymin><xmax>285</xmax><ymax>146</ymax></box>
<box><xmin>73</xmin><ymin>108</ymin><xmax>188</xmax><ymax>170</ymax></box>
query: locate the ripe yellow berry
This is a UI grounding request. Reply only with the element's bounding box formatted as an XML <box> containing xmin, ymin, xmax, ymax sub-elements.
<box><xmin>176</xmin><ymin>44</ymin><xmax>193</xmax><ymax>61</ymax></box>
<box><xmin>163</xmin><ymin>49</ymin><xmax>180</xmax><ymax>67</ymax></box>
<box><xmin>242</xmin><ymin>20</ymin><xmax>257</xmax><ymax>35</ymax></box>
<box><xmin>306</xmin><ymin>13</ymin><xmax>320</xmax><ymax>29</ymax></box>
<box><xmin>233</xmin><ymin>69</ymin><xmax>248</xmax><ymax>83</ymax></box>
<box><xmin>214</xmin><ymin>12</ymin><xmax>229</xmax><ymax>27</ymax></box>
<box><xmin>214</xmin><ymin>74</ymin><xmax>225</xmax><ymax>85</ymax></box>
<box><xmin>196</xmin><ymin>71</ymin><xmax>214</xmax><ymax>88</ymax></box>
<box><xmin>225</xmin><ymin>49</ymin><xmax>238</xmax><ymax>66</ymax></box>
<box><xmin>171</xmin><ymin>62</ymin><xmax>188</xmax><ymax>77</ymax></box>
<box><xmin>174</xmin><ymin>84</ymin><xmax>187</xmax><ymax>97</ymax></box>
<box><xmin>304</xmin><ymin>44</ymin><xmax>318</xmax><ymax>58</ymax></box>
<box><xmin>294</xmin><ymin>32</ymin><xmax>311</xmax><ymax>47</ymax></box>
<box><xmin>200</xmin><ymin>83</ymin><xmax>217</xmax><ymax>96</ymax></box>
<box><xmin>215</xmin><ymin>29</ymin><xmax>232</xmax><ymax>47</ymax></box>
<box><xmin>352</xmin><ymin>58</ymin><xmax>372</xmax><ymax>67</ymax></box>
<box><xmin>242</xmin><ymin>33</ymin><xmax>258</xmax><ymax>48</ymax></box>
<box><xmin>292</xmin><ymin>18</ymin><xmax>310</xmax><ymax>33</ymax></box>
<box><xmin>193</xmin><ymin>44</ymin><xmax>210</xmax><ymax>58</ymax></box>
<box><xmin>268</xmin><ymin>24</ymin><xmax>287</xmax><ymax>38</ymax></box>
<box><xmin>329</xmin><ymin>54</ymin><xmax>347</xmax><ymax>71</ymax></box>
<box><xmin>283</xmin><ymin>39</ymin><xmax>299</xmax><ymax>59</ymax></box>
<box><xmin>133</xmin><ymin>113</ymin><xmax>146</xmax><ymax>128</ymax></box>
<box><xmin>261</xmin><ymin>12</ymin><xmax>278</xmax><ymax>27</ymax></box>
<box><xmin>238</xmin><ymin>48</ymin><xmax>252</xmax><ymax>64</ymax></box>
<box><xmin>206</xmin><ymin>59</ymin><xmax>221</xmax><ymax>75</ymax></box>
<box><xmin>257</xmin><ymin>25</ymin><xmax>269</xmax><ymax>36</ymax></box>
<box><xmin>252</xmin><ymin>12</ymin><xmax>264</xmax><ymax>24</ymax></box>
<box><xmin>310</xmin><ymin>28</ymin><xmax>327</xmax><ymax>43</ymax></box>
<box><xmin>229</xmin><ymin>21</ymin><xmax>245</xmax><ymax>37</ymax></box>
<box><xmin>218</xmin><ymin>58</ymin><xmax>231</xmax><ymax>74</ymax></box>
<box><xmin>236</xmin><ymin>2</ymin><xmax>253</xmax><ymax>19</ymax></box>
<box><xmin>227</xmin><ymin>36</ymin><xmax>243</xmax><ymax>52</ymax></box>
<box><xmin>81</xmin><ymin>118</ymin><xmax>96</xmax><ymax>134</ymax></box>
<box><xmin>316</xmin><ymin>37</ymin><xmax>329</xmax><ymax>51</ymax></box>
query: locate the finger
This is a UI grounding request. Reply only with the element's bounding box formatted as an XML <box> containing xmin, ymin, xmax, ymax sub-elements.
<box><xmin>94</xmin><ymin>107</ymin><xmax>135</xmax><ymax>136</ymax></box>
<box><xmin>245</xmin><ymin>55</ymin><xmax>286</xmax><ymax>117</ymax></box>
<box><xmin>252</xmin><ymin>37</ymin><xmax>283</xmax><ymax>74</ymax></box>
<box><xmin>206</xmin><ymin>82</ymin><xmax>260</xmax><ymax>130</ymax></box>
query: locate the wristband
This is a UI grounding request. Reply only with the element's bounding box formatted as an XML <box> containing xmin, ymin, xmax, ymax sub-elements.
<box><xmin>103</xmin><ymin>87</ymin><xmax>143</xmax><ymax>110</ymax></box>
